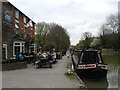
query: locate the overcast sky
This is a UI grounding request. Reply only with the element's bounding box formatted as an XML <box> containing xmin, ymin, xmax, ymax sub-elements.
<box><xmin>8</xmin><ymin>0</ymin><xmax>119</xmax><ymax>45</ymax></box>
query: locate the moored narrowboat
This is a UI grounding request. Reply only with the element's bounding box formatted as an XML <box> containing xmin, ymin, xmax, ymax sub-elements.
<box><xmin>71</xmin><ymin>49</ymin><xmax>108</xmax><ymax>78</ymax></box>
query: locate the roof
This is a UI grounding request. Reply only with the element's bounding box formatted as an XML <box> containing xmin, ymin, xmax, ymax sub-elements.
<box><xmin>74</xmin><ymin>49</ymin><xmax>100</xmax><ymax>52</ymax></box>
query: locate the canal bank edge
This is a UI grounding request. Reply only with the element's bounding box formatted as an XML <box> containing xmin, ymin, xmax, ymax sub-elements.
<box><xmin>66</xmin><ymin>56</ymin><xmax>87</xmax><ymax>89</ymax></box>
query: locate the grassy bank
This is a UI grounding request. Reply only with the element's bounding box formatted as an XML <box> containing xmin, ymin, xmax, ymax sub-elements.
<box><xmin>65</xmin><ymin>72</ymin><xmax>76</xmax><ymax>79</ymax></box>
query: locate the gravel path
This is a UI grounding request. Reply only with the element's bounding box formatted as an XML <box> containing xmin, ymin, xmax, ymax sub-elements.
<box><xmin>2</xmin><ymin>56</ymin><xmax>80</xmax><ymax>88</ymax></box>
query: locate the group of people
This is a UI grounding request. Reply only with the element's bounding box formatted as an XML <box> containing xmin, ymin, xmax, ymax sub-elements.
<box><xmin>18</xmin><ymin>51</ymin><xmax>35</xmax><ymax>63</ymax></box>
<box><xmin>18</xmin><ymin>50</ymin><xmax>66</xmax><ymax>64</ymax></box>
<box><xmin>35</xmin><ymin>51</ymin><xmax>57</xmax><ymax>64</ymax></box>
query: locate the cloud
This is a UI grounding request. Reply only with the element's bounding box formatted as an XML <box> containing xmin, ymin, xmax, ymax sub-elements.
<box><xmin>8</xmin><ymin>0</ymin><xmax>119</xmax><ymax>45</ymax></box>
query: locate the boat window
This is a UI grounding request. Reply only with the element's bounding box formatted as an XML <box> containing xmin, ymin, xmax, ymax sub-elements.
<box><xmin>80</xmin><ymin>53</ymin><xmax>83</xmax><ymax>63</ymax></box>
<box><xmin>98</xmin><ymin>54</ymin><xmax>102</xmax><ymax>63</ymax></box>
<box><xmin>98</xmin><ymin>52</ymin><xmax>103</xmax><ymax>63</ymax></box>
<box><xmin>73</xmin><ymin>55</ymin><xmax>78</xmax><ymax>64</ymax></box>
<box><xmin>81</xmin><ymin>52</ymin><xmax>100</xmax><ymax>64</ymax></box>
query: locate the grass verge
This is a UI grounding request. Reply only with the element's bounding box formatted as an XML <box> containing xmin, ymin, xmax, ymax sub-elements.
<box><xmin>65</xmin><ymin>72</ymin><xmax>76</xmax><ymax>79</ymax></box>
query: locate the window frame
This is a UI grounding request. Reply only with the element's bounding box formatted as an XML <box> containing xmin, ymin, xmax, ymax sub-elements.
<box><xmin>15</xmin><ymin>10</ymin><xmax>19</xmax><ymax>19</ymax></box>
<box><xmin>29</xmin><ymin>43</ymin><xmax>37</xmax><ymax>53</ymax></box>
<box><xmin>3</xmin><ymin>44</ymin><xmax>8</xmax><ymax>59</ymax></box>
<box><xmin>13</xmin><ymin>41</ymin><xmax>25</xmax><ymax>57</ymax></box>
<box><xmin>24</xmin><ymin>17</ymin><xmax>27</xmax><ymax>24</ymax></box>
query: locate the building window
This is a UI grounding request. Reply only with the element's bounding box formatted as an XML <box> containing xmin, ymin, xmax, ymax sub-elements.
<box><xmin>3</xmin><ymin>44</ymin><xmax>7</xmax><ymax>60</ymax></box>
<box><xmin>13</xmin><ymin>42</ymin><xmax>25</xmax><ymax>57</ymax></box>
<box><xmin>15</xmin><ymin>10</ymin><xmax>19</xmax><ymax>19</ymax></box>
<box><xmin>15</xmin><ymin>23</ymin><xmax>19</xmax><ymax>29</ymax></box>
<box><xmin>24</xmin><ymin>17</ymin><xmax>26</xmax><ymax>24</ymax></box>
<box><xmin>24</xmin><ymin>25</ymin><xmax>27</xmax><ymax>32</ymax></box>
<box><xmin>15</xmin><ymin>20</ymin><xmax>19</xmax><ymax>29</ymax></box>
<box><xmin>30</xmin><ymin>28</ymin><xmax>33</xmax><ymax>31</ymax></box>
<box><xmin>29</xmin><ymin>44</ymin><xmax>37</xmax><ymax>54</ymax></box>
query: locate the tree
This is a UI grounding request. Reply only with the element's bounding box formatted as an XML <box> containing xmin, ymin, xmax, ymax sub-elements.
<box><xmin>82</xmin><ymin>32</ymin><xmax>92</xmax><ymax>40</ymax></box>
<box><xmin>35</xmin><ymin>22</ymin><xmax>50</xmax><ymax>49</ymax></box>
<box><xmin>81</xmin><ymin>32</ymin><xmax>93</xmax><ymax>49</ymax></box>
<box><xmin>106</xmin><ymin>14</ymin><xmax>118</xmax><ymax>33</ymax></box>
<box><xmin>90</xmin><ymin>38</ymin><xmax>101</xmax><ymax>49</ymax></box>
<box><xmin>35</xmin><ymin>22</ymin><xmax>70</xmax><ymax>51</ymax></box>
<box><xmin>99</xmin><ymin>14</ymin><xmax>119</xmax><ymax>50</ymax></box>
<box><xmin>45</xmin><ymin>24</ymin><xmax>70</xmax><ymax>51</ymax></box>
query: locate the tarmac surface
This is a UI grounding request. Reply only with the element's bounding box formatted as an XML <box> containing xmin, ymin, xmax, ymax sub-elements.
<box><xmin>2</xmin><ymin>56</ymin><xmax>82</xmax><ymax>88</ymax></box>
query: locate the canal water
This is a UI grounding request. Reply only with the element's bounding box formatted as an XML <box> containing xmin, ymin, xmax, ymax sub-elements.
<box><xmin>79</xmin><ymin>52</ymin><xmax>119</xmax><ymax>89</ymax></box>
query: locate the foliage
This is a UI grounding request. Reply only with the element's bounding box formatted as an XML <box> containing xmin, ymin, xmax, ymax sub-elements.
<box><xmin>45</xmin><ymin>24</ymin><xmax>70</xmax><ymax>51</ymax></box>
<box><xmin>35</xmin><ymin>22</ymin><xmax>50</xmax><ymax>49</ymax></box>
<box><xmin>35</xmin><ymin>22</ymin><xmax>70</xmax><ymax>51</ymax></box>
<box><xmin>90</xmin><ymin>38</ymin><xmax>101</xmax><ymax>50</ymax></box>
<box><xmin>99</xmin><ymin>14</ymin><xmax>119</xmax><ymax>50</ymax></box>
<box><xmin>74</xmin><ymin>14</ymin><xmax>119</xmax><ymax>51</ymax></box>
<box><xmin>75</xmin><ymin>32</ymin><xmax>93</xmax><ymax>49</ymax></box>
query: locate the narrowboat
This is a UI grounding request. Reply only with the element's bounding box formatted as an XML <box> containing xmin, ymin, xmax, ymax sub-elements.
<box><xmin>71</xmin><ymin>50</ymin><xmax>108</xmax><ymax>78</ymax></box>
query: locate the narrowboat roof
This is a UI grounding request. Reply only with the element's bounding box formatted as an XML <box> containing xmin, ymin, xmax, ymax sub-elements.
<box><xmin>74</xmin><ymin>49</ymin><xmax>100</xmax><ymax>52</ymax></box>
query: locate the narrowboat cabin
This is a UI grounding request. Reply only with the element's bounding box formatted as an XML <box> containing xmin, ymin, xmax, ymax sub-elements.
<box><xmin>71</xmin><ymin>50</ymin><xmax>108</xmax><ymax>78</ymax></box>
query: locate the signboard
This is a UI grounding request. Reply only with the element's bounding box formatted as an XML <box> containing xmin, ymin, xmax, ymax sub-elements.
<box><xmin>2</xmin><ymin>7</ymin><xmax>13</xmax><ymax>26</ymax></box>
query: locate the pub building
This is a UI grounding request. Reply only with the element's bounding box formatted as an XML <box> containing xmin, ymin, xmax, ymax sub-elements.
<box><xmin>0</xmin><ymin>1</ymin><xmax>37</xmax><ymax>60</ymax></box>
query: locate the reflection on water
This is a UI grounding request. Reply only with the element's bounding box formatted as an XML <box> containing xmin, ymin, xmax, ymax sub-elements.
<box><xmin>103</xmin><ymin>53</ymin><xmax>119</xmax><ymax>88</ymax></box>
<box><xmin>79</xmin><ymin>53</ymin><xmax>119</xmax><ymax>89</ymax></box>
<box><xmin>80</xmin><ymin>77</ymin><xmax>108</xmax><ymax>89</ymax></box>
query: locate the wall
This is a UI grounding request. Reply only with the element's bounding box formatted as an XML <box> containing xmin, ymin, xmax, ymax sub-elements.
<box><xmin>2</xmin><ymin>62</ymin><xmax>28</xmax><ymax>71</ymax></box>
<box><xmin>2</xmin><ymin>2</ymin><xmax>36</xmax><ymax>60</ymax></box>
<box><xmin>2</xmin><ymin>2</ymin><xmax>15</xmax><ymax>59</ymax></box>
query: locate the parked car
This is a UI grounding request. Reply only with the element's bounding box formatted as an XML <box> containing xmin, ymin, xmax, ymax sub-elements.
<box><xmin>71</xmin><ymin>49</ymin><xmax>108</xmax><ymax>78</ymax></box>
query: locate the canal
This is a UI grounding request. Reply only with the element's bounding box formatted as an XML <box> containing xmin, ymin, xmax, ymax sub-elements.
<box><xmin>79</xmin><ymin>52</ymin><xmax>119</xmax><ymax>89</ymax></box>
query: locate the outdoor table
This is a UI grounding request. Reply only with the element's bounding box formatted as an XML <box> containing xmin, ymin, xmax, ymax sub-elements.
<box><xmin>24</xmin><ymin>55</ymin><xmax>35</xmax><ymax>64</ymax></box>
<box><xmin>30</xmin><ymin>55</ymin><xmax>35</xmax><ymax>63</ymax></box>
<box><xmin>40</xmin><ymin>58</ymin><xmax>49</xmax><ymax>63</ymax></box>
<box><xmin>39</xmin><ymin>58</ymin><xmax>52</xmax><ymax>68</ymax></box>
<box><xmin>24</xmin><ymin>56</ymin><xmax>30</xmax><ymax>63</ymax></box>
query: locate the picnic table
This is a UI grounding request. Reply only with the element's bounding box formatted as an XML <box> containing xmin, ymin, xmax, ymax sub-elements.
<box><xmin>35</xmin><ymin>58</ymin><xmax>52</xmax><ymax>68</ymax></box>
<box><xmin>24</xmin><ymin>55</ymin><xmax>35</xmax><ymax>64</ymax></box>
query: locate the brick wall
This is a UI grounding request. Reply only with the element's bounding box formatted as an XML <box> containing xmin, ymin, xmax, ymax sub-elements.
<box><xmin>2</xmin><ymin>62</ymin><xmax>28</xmax><ymax>71</ymax></box>
<box><xmin>2</xmin><ymin>2</ymin><xmax>36</xmax><ymax>60</ymax></box>
<box><xmin>2</xmin><ymin>2</ymin><xmax>35</xmax><ymax>39</ymax></box>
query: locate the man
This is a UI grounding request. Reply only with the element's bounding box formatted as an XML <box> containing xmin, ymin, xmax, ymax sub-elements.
<box><xmin>18</xmin><ymin>52</ymin><xmax>25</xmax><ymax>62</ymax></box>
<box><xmin>47</xmin><ymin>51</ymin><xmax>53</xmax><ymax>64</ymax></box>
<box><xmin>51</xmin><ymin>51</ymin><xmax>57</xmax><ymax>64</ymax></box>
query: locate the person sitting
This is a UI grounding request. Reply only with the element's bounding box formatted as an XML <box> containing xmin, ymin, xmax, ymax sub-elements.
<box><xmin>18</xmin><ymin>52</ymin><xmax>25</xmax><ymax>62</ymax></box>
<box><xmin>47</xmin><ymin>51</ymin><xmax>53</xmax><ymax>64</ymax></box>
<box><xmin>51</xmin><ymin>51</ymin><xmax>57</xmax><ymax>63</ymax></box>
<box><xmin>41</xmin><ymin>51</ymin><xmax>48</xmax><ymax>58</ymax></box>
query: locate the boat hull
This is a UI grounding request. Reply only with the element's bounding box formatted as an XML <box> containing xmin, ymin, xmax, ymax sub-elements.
<box><xmin>76</xmin><ymin>68</ymin><xmax>108</xmax><ymax>79</ymax></box>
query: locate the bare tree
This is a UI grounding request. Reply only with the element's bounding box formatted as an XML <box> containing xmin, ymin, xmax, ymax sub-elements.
<box><xmin>99</xmin><ymin>14</ymin><xmax>119</xmax><ymax>50</ymax></box>
<box><xmin>99</xmin><ymin>14</ymin><xmax>118</xmax><ymax>36</ymax></box>
<box><xmin>82</xmin><ymin>32</ymin><xmax>92</xmax><ymax>40</ymax></box>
